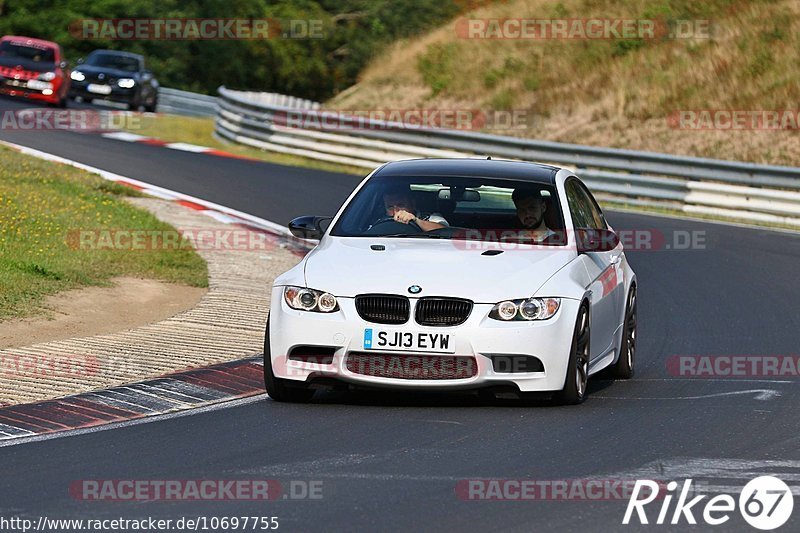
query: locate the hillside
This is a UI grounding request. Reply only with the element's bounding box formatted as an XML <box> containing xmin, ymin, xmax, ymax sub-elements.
<box><xmin>327</xmin><ymin>0</ymin><xmax>800</xmax><ymax>165</ymax></box>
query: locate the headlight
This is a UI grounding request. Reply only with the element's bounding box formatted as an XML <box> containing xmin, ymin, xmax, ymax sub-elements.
<box><xmin>117</xmin><ymin>78</ymin><xmax>136</xmax><ymax>88</ymax></box>
<box><xmin>489</xmin><ymin>297</ymin><xmax>560</xmax><ymax>321</ymax></box>
<box><xmin>70</xmin><ymin>71</ymin><xmax>85</xmax><ymax>82</ymax></box>
<box><xmin>284</xmin><ymin>286</ymin><xmax>339</xmax><ymax>313</ymax></box>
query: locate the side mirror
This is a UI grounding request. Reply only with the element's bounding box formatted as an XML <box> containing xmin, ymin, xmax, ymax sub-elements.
<box><xmin>288</xmin><ymin>216</ymin><xmax>331</xmax><ymax>240</ymax></box>
<box><xmin>575</xmin><ymin>228</ymin><xmax>619</xmax><ymax>253</ymax></box>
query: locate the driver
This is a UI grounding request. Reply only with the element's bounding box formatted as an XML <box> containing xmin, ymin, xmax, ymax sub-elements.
<box><xmin>382</xmin><ymin>188</ymin><xmax>447</xmax><ymax>232</ymax></box>
<box><xmin>512</xmin><ymin>187</ymin><xmax>556</xmax><ymax>242</ymax></box>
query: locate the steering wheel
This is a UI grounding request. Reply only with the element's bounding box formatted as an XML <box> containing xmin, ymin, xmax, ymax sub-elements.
<box><xmin>367</xmin><ymin>216</ymin><xmax>423</xmax><ymax>233</ymax></box>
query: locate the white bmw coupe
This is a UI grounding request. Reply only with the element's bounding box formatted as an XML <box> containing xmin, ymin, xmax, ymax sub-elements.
<box><xmin>265</xmin><ymin>159</ymin><xmax>637</xmax><ymax>404</ymax></box>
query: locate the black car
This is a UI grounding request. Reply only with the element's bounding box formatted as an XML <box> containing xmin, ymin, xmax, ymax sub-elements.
<box><xmin>69</xmin><ymin>50</ymin><xmax>158</xmax><ymax>111</ymax></box>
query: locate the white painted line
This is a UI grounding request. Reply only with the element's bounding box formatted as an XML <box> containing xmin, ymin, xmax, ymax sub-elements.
<box><xmin>165</xmin><ymin>142</ymin><xmax>210</xmax><ymax>153</ymax></box>
<box><xmin>596</xmin><ymin>389</ymin><xmax>781</xmax><ymax>401</ymax></box>
<box><xmin>138</xmin><ymin>188</ymin><xmax>180</xmax><ymax>201</ymax></box>
<box><xmin>142</xmin><ymin>381</ymin><xmax>212</xmax><ymax>403</ymax></box>
<box><xmin>0</xmin><ymin>139</ymin><xmax>312</xmax><ymax>244</ymax></box>
<box><xmin>0</xmin><ymin>395</ymin><xmax>266</xmax><ymax>448</ymax></box>
<box><xmin>0</xmin><ymin>423</ymin><xmax>35</xmax><ymax>438</ymax></box>
<box><xmin>201</xmin><ymin>210</ymin><xmax>242</xmax><ymax>224</ymax></box>
<box><xmin>117</xmin><ymin>386</ymin><xmax>191</xmax><ymax>409</ymax></box>
<box><xmin>102</xmin><ymin>131</ymin><xmax>148</xmax><ymax>142</ymax></box>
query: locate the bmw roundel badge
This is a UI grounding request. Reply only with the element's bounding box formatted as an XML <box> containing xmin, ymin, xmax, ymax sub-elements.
<box><xmin>408</xmin><ymin>285</ymin><xmax>422</xmax><ymax>294</ymax></box>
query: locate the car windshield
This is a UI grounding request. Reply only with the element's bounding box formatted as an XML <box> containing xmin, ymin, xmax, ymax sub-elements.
<box><xmin>85</xmin><ymin>53</ymin><xmax>140</xmax><ymax>72</ymax></box>
<box><xmin>0</xmin><ymin>41</ymin><xmax>55</xmax><ymax>63</ymax></box>
<box><xmin>331</xmin><ymin>175</ymin><xmax>567</xmax><ymax>245</ymax></box>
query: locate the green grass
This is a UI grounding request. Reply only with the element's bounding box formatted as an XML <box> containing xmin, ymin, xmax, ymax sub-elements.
<box><xmin>0</xmin><ymin>147</ymin><xmax>208</xmax><ymax>320</ymax></box>
<box><xmin>127</xmin><ymin>114</ymin><xmax>365</xmax><ymax>176</ymax></box>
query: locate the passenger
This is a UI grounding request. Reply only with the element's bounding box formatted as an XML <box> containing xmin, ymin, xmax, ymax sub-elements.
<box><xmin>512</xmin><ymin>188</ymin><xmax>556</xmax><ymax>242</ymax></box>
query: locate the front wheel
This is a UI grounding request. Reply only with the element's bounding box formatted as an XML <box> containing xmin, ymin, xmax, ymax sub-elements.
<box><xmin>263</xmin><ymin>316</ymin><xmax>315</xmax><ymax>403</ymax></box>
<box><xmin>554</xmin><ymin>304</ymin><xmax>590</xmax><ymax>405</ymax></box>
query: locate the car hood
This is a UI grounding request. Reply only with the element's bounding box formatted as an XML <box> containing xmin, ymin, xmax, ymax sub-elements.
<box><xmin>303</xmin><ymin>237</ymin><xmax>576</xmax><ymax>303</ymax></box>
<box><xmin>0</xmin><ymin>56</ymin><xmax>55</xmax><ymax>76</ymax></box>
<box><xmin>75</xmin><ymin>65</ymin><xmax>139</xmax><ymax>79</ymax></box>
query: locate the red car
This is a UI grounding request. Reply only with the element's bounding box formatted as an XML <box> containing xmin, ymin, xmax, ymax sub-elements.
<box><xmin>0</xmin><ymin>36</ymin><xmax>70</xmax><ymax>107</ymax></box>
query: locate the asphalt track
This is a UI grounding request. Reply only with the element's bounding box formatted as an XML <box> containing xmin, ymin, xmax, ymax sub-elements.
<box><xmin>1</xmin><ymin>96</ymin><xmax>798</xmax><ymax>531</ymax></box>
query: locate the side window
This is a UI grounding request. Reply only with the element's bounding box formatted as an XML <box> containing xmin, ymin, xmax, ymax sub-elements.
<box><xmin>578</xmin><ymin>183</ymin><xmax>607</xmax><ymax>230</ymax></box>
<box><xmin>566</xmin><ymin>180</ymin><xmax>593</xmax><ymax>228</ymax></box>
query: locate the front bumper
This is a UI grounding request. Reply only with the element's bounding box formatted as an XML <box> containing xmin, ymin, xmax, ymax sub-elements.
<box><xmin>0</xmin><ymin>79</ymin><xmax>60</xmax><ymax>104</ymax></box>
<box><xmin>268</xmin><ymin>287</ymin><xmax>579</xmax><ymax>393</ymax></box>
<box><xmin>69</xmin><ymin>83</ymin><xmax>136</xmax><ymax>104</ymax></box>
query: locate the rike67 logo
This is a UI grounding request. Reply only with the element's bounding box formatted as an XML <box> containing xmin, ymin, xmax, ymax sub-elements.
<box><xmin>623</xmin><ymin>476</ymin><xmax>794</xmax><ymax>530</ymax></box>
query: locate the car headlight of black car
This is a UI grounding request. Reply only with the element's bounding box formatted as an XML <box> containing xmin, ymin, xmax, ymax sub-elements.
<box><xmin>284</xmin><ymin>286</ymin><xmax>339</xmax><ymax>313</ymax></box>
<box><xmin>70</xmin><ymin>71</ymin><xmax>85</xmax><ymax>82</ymax></box>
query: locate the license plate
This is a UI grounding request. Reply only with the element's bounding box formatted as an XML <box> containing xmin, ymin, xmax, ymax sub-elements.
<box><xmin>87</xmin><ymin>84</ymin><xmax>112</xmax><ymax>95</ymax></box>
<box><xmin>26</xmin><ymin>80</ymin><xmax>52</xmax><ymax>91</ymax></box>
<box><xmin>363</xmin><ymin>328</ymin><xmax>455</xmax><ymax>353</ymax></box>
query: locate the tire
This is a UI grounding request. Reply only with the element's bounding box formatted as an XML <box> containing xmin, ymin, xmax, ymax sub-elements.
<box><xmin>263</xmin><ymin>315</ymin><xmax>315</xmax><ymax>403</ymax></box>
<box><xmin>144</xmin><ymin>98</ymin><xmax>157</xmax><ymax>113</ymax></box>
<box><xmin>611</xmin><ymin>285</ymin><xmax>637</xmax><ymax>379</ymax></box>
<box><xmin>554</xmin><ymin>304</ymin><xmax>590</xmax><ymax>405</ymax></box>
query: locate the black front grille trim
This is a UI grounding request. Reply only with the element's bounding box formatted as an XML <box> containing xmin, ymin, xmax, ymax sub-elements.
<box><xmin>355</xmin><ymin>294</ymin><xmax>410</xmax><ymax>325</ymax></box>
<box><xmin>415</xmin><ymin>297</ymin><xmax>473</xmax><ymax>326</ymax></box>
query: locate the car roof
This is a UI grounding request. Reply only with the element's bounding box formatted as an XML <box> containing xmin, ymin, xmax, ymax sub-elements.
<box><xmin>89</xmin><ymin>49</ymin><xmax>144</xmax><ymax>60</ymax></box>
<box><xmin>373</xmin><ymin>158</ymin><xmax>560</xmax><ymax>184</ymax></box>
<box><xmin>1</xmin><ymin>36</ymin><xmax>59</xmax><ymax>50</ymax></box>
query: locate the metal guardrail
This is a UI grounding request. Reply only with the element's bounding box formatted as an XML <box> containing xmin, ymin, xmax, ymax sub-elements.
<box><xmin>156</xmin><ymin>86</ymin><xmax>320</xmax><ymax>118</ymax></box>
<box><xmin>157</xmin><ymin>87</ymin><xmax>219</xmax><ymax>117</ymax></box>
<box><xmin>215</xmin><ymin>86</ymin><xmax>800</xmax><ymax>227</ymax></box>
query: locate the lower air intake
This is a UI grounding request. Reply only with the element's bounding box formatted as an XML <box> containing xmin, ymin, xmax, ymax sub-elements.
<box><xmin>346</xmin><ymin>353</ymin><xmax>477</xmax><ymax>380</ymax></box>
